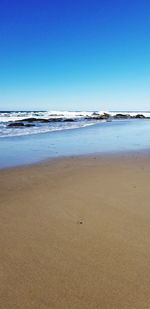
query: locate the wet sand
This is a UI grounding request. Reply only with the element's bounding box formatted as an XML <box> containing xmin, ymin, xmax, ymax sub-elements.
<box><xmin>0</xmin><ymin>154</ymin><xmax>150</xmax><ymax>308</ymax></box>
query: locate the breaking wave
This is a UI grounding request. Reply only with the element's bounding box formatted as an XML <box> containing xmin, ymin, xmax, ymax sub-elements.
<box><xmin>0</xmin><ymin>110</ymin><xmax>150</xmax><ymax>138</ymax></box>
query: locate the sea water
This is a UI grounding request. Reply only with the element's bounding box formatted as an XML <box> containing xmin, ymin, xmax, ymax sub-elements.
<box><xmin>0</xmin><ymin>111</ymin><xmax>150</xmax><ymax>168</ymax></box>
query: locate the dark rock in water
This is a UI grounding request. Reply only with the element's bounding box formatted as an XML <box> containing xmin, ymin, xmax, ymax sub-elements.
<box><xmin>85</xmin><ymin>116</ymin><xmax>93</xmax><ymax>120</ymax></box>
<box><xmin>48</xmin><ymin>118</ymin><xmax>64</xmax><ymax>122</ymax></box>
<box><xmin>85</xmin><ymin>113</ymin><xmax>111</xmax><ymax>120</ymax></box>
<box><xmin>134</xmin><ymin>114</ymin><xmax>145</xmax><ymax>119</ymax></box>
<box><xmin>24</xmin><ymin>124</ymin><xmax>35</xmax><ymax>127</ymax></box>
<box><xmin>50</xmin><ymin>114</ymin><xmax>64</xmax><ymax>117</ymax></box>
<box><xmin>92</xmin><ymin>112</ymin><xmax>99</xmax><ymax>116</ymax></box>
<box><xmin>7</xmin><ymin>122</ymin><xmax>35</xmax><ymax>128</ymax></box>
<box><xmin>113</xmin><ymin>113</ymin><xmax>147</xmax><ymax>120</ymax></box>
<box><xmin>8</xmin><ymin>122</ymin><xmax>25</xmax><ymax>127</ymax></box>
<box><xmin>63</xmin><ymin>118</ymin><xmax>75</xmax><ymax>122</ymax></box>
<box><xmin>20</xmin><ymin>118</ymin><xmax>35</xmax><ymax>122</ymax></box>
<box><xmin>94</xmin><ymin>116</ymin><xmax>106</xmax><ymax>120</ymax></box>
<box><xmin>101</xmin><ymin>113</ymin><xmax>111</xmax><ymax>119</ymax></box>
<box><xmin>85</xmin><ymin>116</ymin><xmax>99</xmax><ymax>120</ymax></box>
<box><xmin>114</xmin><ymin>113</ymin><xmax>131</xmax><ymax>119</ymax></box>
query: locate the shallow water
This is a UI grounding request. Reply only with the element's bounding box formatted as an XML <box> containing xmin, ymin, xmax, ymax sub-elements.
<box><xmin>0</xmin><ymin>119</ymin><xmax>150</xmax><ymax>168</ymax></box>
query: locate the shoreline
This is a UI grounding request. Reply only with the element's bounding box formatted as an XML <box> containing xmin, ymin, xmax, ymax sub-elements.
<box><xmin>1</xmin><ymin>147</ymin><xmax>150</xmax><ymax>171</ymax></box>
<box><xmin>1</xmin><ymin>153</ymin><xmax>150</xmax><ymax>308</ymax></box>
<box><xmin>1</xmin><ymin>118</ymin><xmax>150</xmax><ymax>169</ymax></box>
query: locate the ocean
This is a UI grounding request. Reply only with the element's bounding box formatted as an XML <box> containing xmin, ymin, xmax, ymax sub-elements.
<box><xmin>1</xmin><ymin>110</ymin><xmax>150</xmax><ymax>138</ymax></box>
<box><xmin>0</xmin><ymin>110</ymin><xmax>150</xmax><ymax>168</ymax></box>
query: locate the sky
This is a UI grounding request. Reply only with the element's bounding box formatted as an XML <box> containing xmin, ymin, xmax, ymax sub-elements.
<box><xmin>0</xmin><ymin>0</ymin><xmax>150</xmax><ymax>111</ymax></box>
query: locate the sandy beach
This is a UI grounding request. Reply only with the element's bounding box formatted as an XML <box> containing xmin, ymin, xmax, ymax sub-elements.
<box><xmin>0</xmin><ymin>153</ymin><xmax>150</xmax><ymax>309</ymax></box>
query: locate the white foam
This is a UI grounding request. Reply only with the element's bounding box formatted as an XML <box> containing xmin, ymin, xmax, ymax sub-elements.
<box><xmin>1</xmin><ymin>110</ymin><xmax>150</xmax><ymax>123</ymax></box>
<box><xmin>0</xmin><ymin>110</ymin><xmax>150</xmax><ymax>138</ymax></box>
<box><xmin>0</xmin><ymin>119</ymin><xmax>97</xmax><ymax>138</ymax></box>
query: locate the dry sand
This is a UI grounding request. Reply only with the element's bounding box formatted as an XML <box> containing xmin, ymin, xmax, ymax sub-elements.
<box><xmin>0</xmin><ymin>154</ymin><xmax>150</xmax><ymax>309</ymax></box>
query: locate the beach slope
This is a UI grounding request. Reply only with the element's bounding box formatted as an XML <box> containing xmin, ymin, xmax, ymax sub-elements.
<box><xmin>0</xmin><ymin>154</ymin><xmax>150</xmax><ymax>308</ymax></box>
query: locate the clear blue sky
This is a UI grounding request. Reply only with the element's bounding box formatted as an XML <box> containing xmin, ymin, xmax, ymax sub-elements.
<box><xmin>0</xmin><ymin>0</ymin><xmax>150</xmax><ymax>111</ymax></box>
